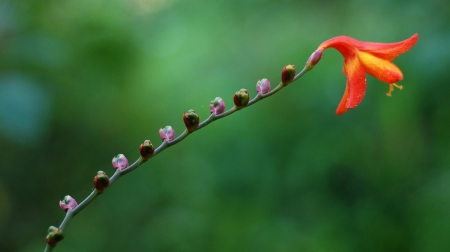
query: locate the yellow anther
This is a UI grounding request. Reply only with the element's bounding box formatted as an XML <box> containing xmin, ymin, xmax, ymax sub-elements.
<box><xmin>386</xmin><ymin>83</ymin><xmax>403</xmax><ymax>96</ymax></box>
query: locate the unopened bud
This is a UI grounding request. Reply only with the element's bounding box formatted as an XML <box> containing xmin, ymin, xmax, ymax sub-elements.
<box><xmin>306</xmin><ymin>49</ymin><xmax>323</xmax><ymax>70</ymax></box>
<box><xmin>59</xmin><ymin>195</ymin><xmax>77</xmax><ymax>212</ymax></box>
<box><xmin>112</xmin><ymin>154</ymin><xmax>129</xmax><ymax>170</ymax></box>
<box><xmin>281</xmin><ymin>65</ymin><xmax>296</xmax><ymax>84</ymax></box>
<box><xmin>256</xmin><ymin>78</ymin><xmax>271</xmax><ymax>94</ymax></box>
<box><xmin>93</xmin><ymin>170</ymin><xmax>110</xmax><ymax>193</ymax></box>
<box><xmin>159</xmin><ymin>126</ymin><xmax>175</xmax><ymax>141</ymax></box>
<box><xmin>183</xmin><ymin>109</ymin><xmax>200</xmax><ymax>132</ymax></box>
<box><xmin>139</xmin><ymin>140</ymin><xmax>155</xmax><ymax>160</ymax></box>
<box><xmin>233</xmin><ymin>89</ymin><xmax>250</xmax><ymax>109</ymax></box>
<box><xmin>46</xmin><ymin>226</ymin><xmax>64</xmax><ymax>247</ymax></box>
<box><xmin>210</xmin><ymin>97</ymin><xmax>226</xmax><ymax>115</ymax></box>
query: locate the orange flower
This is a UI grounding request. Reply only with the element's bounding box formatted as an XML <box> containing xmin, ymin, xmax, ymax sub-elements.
<box><xmin>317</xmin><ymin>33</ymin><xmax>418</xmax><ymax>115</ymax></box>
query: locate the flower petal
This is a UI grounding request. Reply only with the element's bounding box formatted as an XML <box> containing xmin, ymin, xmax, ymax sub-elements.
<box><xmin>358</xmin><ymin>33</ymin><xmax>418</xmax><ymax>61</ymax></box>
<box><xmin>319</xmin><ymin>34</ymin><xmax>418</xmax><ymax>61</ymax></box>
<box><xmin>358</xmin><ymin>51</ymin><xmax>403</xmax><ymax>83</ymax></box>
<box><xmin>318</xmin><ymin>36</ymin><xmax>357</xmax><ymax>57</ymax></box>
<box><xmin>336</xmin><ymin>81</ymin><xmax>349</xmax><ymax>115</ymax></box>
<box><xmin>336</xmin><ymin>55</ymin><xmax>366</xmax><ymax>115</ymax></box>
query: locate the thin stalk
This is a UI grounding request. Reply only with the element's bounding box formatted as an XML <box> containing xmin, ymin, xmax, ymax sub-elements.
<box><xmin>44</xmin><ymin>65</ymin><xmax>311</xmax><ymax>252</ymax></box>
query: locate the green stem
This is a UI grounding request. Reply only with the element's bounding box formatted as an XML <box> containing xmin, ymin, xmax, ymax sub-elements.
<box><xmin>44</xmin><ymin>65</ymin><xmax>311</xmax><ymax>251</ymax></box>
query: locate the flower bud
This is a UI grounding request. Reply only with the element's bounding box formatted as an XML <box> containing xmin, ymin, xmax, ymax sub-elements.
<box><xmin>281</xmin><ymin>64</ymin><xmax>296</xmax><ymax>84</ymax></box>
<box><xmin>183</xmin><ymin>109</ymin><xmax>200</xmax><ymax>132</ymax></box>
<box><xmin>112</xmin><ymin>154</ymin><xmax>129</xmax><ymax>170</ymax></box>
<box><xmin>256</xmin><ymin>78</ymin><xmax>271</xmax><ymax>94</ymax></box>
<box><xmin>139</xmin><ymin>140</ymin><xmax>155</xmax><ymax>160</ymax></box>
<box><xmin>210</xmin><ymin>97</ymin><xmax>226</xmax><ymax>115</ymax></box>
<box><xmin>159</xmin><ymin>126</ymin><xmax>175</xmax><ymax>141</ymax></box>
<box><xmin>46</xmin><ymin>226</ymin><xmax>64</xmax><ymax>247</ymax></box>
<box><xmin>93</xmin><ymin>170</ymin><xmax>110</xmax><ymax>193</ymax></box>
<box><xmin>59</xmin><ymin>195</ymin><xmax>78</xmax><ymax>212</ymax></box>
<box><xmin>233</xmin><ymin>89</ymin><xmax>250</xmax><ymax>109</ymax></box>
<box><xmin>306</xmin><ymin>49</ymin><xmax>323</xmax><ymax>70</ymax></box>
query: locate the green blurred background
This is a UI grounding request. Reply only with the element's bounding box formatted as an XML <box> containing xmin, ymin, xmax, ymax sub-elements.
<box><xmin>1</xmin><ymin>0</ymin><xmax>449</xmax><ymax>251</ymax></box>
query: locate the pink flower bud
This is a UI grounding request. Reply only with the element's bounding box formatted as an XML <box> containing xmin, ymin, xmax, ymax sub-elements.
<box><xmin>93</xmin><ymin>170</ymin><xmax>110</xmax><ymax>193</ymax></box>
<box><xmin>183</xmin><ymin>109</ymin><xmax>200</xmax><ymax>132</ymax></box>
<box><xmin>281</xmin><ymin>65</ymin><xmax>296</xmax><ymax>85</ymax></box>
<box><xmin>46</xmin><ymin>226</ymin><xmax>64</xmax><ymax>247</ymax></box>
<box><xmin>139</xmin><ymin>140</ymin><xmax>155</xmax><ymax>160</ymax></box>
<box><xmin>59</xmin><ymin>195</ymin><xmax>78</xmax><ymax>212</ymax></box>
<box><xmin>233</xmin><ymin>89</ymin><xmax>250</xmax><ymax>109</ymax></box>
<box><xmin>306</xmin><ymin>49</ymin><xmax>323</xmax><ymax>70</ymax></box>
<box><xmin>112</xmin><ymin>154</ymin><xmax>129</xmax><ymax>170</ymax></box>
<box><xmin>210</xmin><ymin>97</ymin><xmax>226</xmax><ymax>115</ymax></box>
<box><xmin>256</xmin><ymin>78</ymin><xmax>271</xmax><ymax>94</ymax></box>
<box><xmin>159</xmin><ymin>126</ymin><xmax>175</xmax><ymax>141</ymax></box>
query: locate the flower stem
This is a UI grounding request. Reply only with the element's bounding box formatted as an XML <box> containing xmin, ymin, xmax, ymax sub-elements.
<box><xmin>44</xmin><ymin>65</ymin><xmax>311</xmax><ymax>251</ymax></box>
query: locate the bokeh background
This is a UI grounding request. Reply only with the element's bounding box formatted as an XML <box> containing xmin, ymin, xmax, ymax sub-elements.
<box><xmin>1</xmin><ymin>0</ymin><xmax>449</xmax><ymax>251</ymax></box>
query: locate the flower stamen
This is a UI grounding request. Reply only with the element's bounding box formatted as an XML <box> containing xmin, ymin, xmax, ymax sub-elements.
<box><xmin>386</xmin><ymin>83</ymin><xmax>403</xmax><ymax>97</ymax></box>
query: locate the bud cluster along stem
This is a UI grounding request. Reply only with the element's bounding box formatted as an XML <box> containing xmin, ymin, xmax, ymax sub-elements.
<box><xmin>44</xmin><ymin>60</ymin><xmax>316</xmax><ymax>251</ymax></box>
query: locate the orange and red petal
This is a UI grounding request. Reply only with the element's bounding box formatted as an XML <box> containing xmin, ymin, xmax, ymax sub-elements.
<box><xmin>318</xmin><ymin>36</ymin><xmax>359</xmax><ymax>57</ymax></box>
<box><xmin>358</xmin><ymin>33</ymin><xmax>418</xmax><ymax>61</ymax></box>
<box><xmin>318</xmin><ymin>34</ymin><xmax>418</xmax><ymax>61</ymax></box>
<box><xmin>336</xmin><ymin>82</ymin><xmax>349</xmax><ymax>115</ymax></box>
<box><xmin>336</xmin><ymin>56</ymin><xmax>366</xmax><ymax>115</ymax></box>
<box><xmin>358</xmin><ymin>51</ymin><xmax>403</xmax><ymax>83</ymax></box>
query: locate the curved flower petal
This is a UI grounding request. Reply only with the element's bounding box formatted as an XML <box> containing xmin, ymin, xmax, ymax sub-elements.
<box><xmin>336</xmin><ymin>82</ymin><xmax>349</xmax><ymax>115</ymax></box>
<box><xmin>318</xmin><ymin>36</ymin><xmax>357</xmax><ymax>57</ymax></box>
<box><xmin>336</xmin><ymin>55</ymin><xmax>366</xmax><ymax>115</ymax></box>
<box><xmin>319</xmin><ymin>34</ymin><xmax>418</xmax><ymax>62</ymax></box>
<box><xmin>358</xmin><ymin>33</ymin><xmax>418</xmax><ymax>61</ymax></box>
<box><xmin>358</xmin><ymin>51</ymin><xmax>403</xmax><ymax>83</ymax></box>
